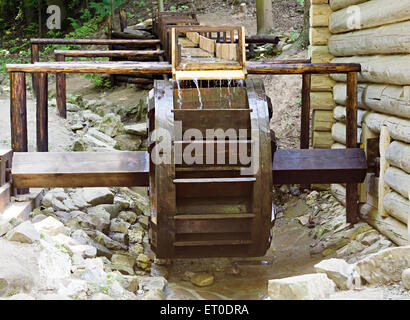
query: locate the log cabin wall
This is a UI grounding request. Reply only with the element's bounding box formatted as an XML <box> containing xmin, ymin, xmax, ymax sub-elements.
<box><xmin>309</xmin><ymin>0</ymin><xmax>410</xmax><ymax>244</ymax></box>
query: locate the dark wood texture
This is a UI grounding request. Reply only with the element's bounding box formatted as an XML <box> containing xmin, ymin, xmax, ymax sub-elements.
<box><xmin>301</xmin><ymin>74</ymin><xmax>311</xmax><ymax>149</ymax></box>
<box><xmin>55</xmin><ymin>54</ymin><xmax>67</xmax><ymax>118</ymax></box>
<box><xmin>346</xmin><ymin>71</ymin><xmax>360</xmax><ymax>223</ymax></box>
<box><xmin>30</xmin><ymin>38</ymin><xmax>160</xmax><ymax>45</ymax></box>
<box><xmin>12</xmin><ymin>151</ymin><xmax>149</xmax><ymax>188</ymax></box>
<box><xmin>30</xmin><ymin>43</ymin><xmax>39</xmax><ymax>95</ymax></box>
<box><xmin>246</xmin><ymin>62</ymin><xmax>361</xmax><ymax>74</ymax></box>
<box><xmin>54</xmin><ymin>50</ymin><xmax>164</xmax><ymax>58</ymax></box>
<box><xmin>36</xmin><ymin>73</ymin><xmax>48</xmax><ymax>152</ymax></box>
<box><xmin>272</xmin><ymin>148</ymin><xmax>367</xmax><ymax>184</ymax></box>
<box><xmin>10</xmin><ymin>73</ymin><xmax>28</xmax><ymax>153</ymax></box>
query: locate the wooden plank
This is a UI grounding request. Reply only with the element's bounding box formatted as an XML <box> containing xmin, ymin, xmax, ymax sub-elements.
<box><xmin>174</xmin><ymin>239</ymin><xmax>252</xmax><ymax>247</ymax></box>
<box><xmin>0</xmin><ymin>183</ymin><xmax>11</xmax><ymax>213</ymax></box>
<box><xmin>12</xmin><ymin>151</ymin><xmax>149</xmax><ymax>188</ymax></box>
<box><xmin>55</xmin><ymin>50</ymin><xmax>164</xmax><ymax>57</ymax></box>
<box><xmin>301</xmin><ymin>74</ymin><xmax>311</xmax><ymax>149</ymax></box>
<box><xmin>36</xmin><ymin>73</ymin><xmax>48</xmax><ymax>152</ymax></box>
<box><xmin>173</xmin><ymin>213</ymin><xmax>255</xmax><ymax>220</ymax></box>
<box><xmin>55</xmin><ymin>54</ymin><xmax>66</xmax><ymax>119</ymax></box>
<box><xmin>174</xmin><ymin>177</ymin><xmax>256</xmax><ymax>184</ymax></box>
<box><xmin>175</xmin><ymin>218</ymin><xmax>251</xmax><ymax>234</ymax></box>
<box><xmin>272</xmin><ymin>148</ymin><xmax>367</xmax><ymax>184</ymax></box>
<box><xmin>10</xmin><ymin>73</ymin><xmax>28</xmax><ymax>155</ymax></box>
<box><xmin>30</xmin><ymin>38</ymin><xmax>161</xmax><ymax>45</ymax></box>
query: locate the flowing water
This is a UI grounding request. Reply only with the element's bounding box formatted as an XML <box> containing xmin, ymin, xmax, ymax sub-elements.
<box><xmin>193</xmin><ymin>78</ymin><xmax>203</xmax><ymax>109</ymax></box>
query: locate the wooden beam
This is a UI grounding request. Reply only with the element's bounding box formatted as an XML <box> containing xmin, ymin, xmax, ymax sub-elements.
<box><xmin>55</xmin><ymin>54</ymin><xmax>66</xmax><ymax>118</ymax></box>
<box><xmin>12</xmin><ymin>151</ymin><xmax>149</xmax><ymax>188</ymax></box>
<box><xmin>36</xmin><ymin>72</ymin><xmax>48</xmax><ymax>152</ymax></box>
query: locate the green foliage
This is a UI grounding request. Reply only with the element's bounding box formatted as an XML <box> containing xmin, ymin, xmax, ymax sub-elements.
<box><xmin>85</xmin><ymin>74</ymin><xmax>111</xmax><ymax>88</ymax></box>
<box><xmin>90</xmin><ymin>0</ymin><xmax>125</xmax><ymax>17</ymax></box>
<box><xmin>297</xmin><ymin>0</ymin><xmax>304</xmax><ymax>6</ymax></box>
<box><xmin>288</xmin><ymin>30</ymin><xmax>301</xmax><ymax>43</ymax></box>
<box><xmin>169</xmin><ymin>4</ymin><xmax>190</xmax><ymax>12</ymax></box>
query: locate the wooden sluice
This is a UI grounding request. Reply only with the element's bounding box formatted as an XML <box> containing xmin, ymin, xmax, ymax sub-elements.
<box><xmin>3</xmin><ymin>15</ymin><xmax>367</xmax><ymax>258</ymax></box>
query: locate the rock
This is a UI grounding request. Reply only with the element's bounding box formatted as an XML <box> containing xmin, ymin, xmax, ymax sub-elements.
<box><xmin>82</xmin><ymin>110</ymin><xmax>102</xmax><ymax>124</ymax></box>
<box><xmin>84</xmin><ymin>128</ymin><xmax>118</xmax><ymax>149</ymax></box>
<box><xmin>0</xmin><ymin>215</ymin><xmax>16</xmax><ymax>237</ymax></box>
<box><xmin>33</xmin><ymin>216</ymin><xmax>68</xmax><ymax>236</ymax></box>
<box><xmin>52</xmin><ymin>234</ymin><xmax>97</xmax><ymax>258</ymax></box>
<box><xmin>41</xmin><ymin>192</ymin><xmax>54</xmax><ymax>207</ymax></box>
<box><xmin>111</xmin><ymin>252</ymin><xmax>136</xmax><ymax>275</ymax></box>
<box><xmin>66</xmin><ymin>103</ymin><xmax>80</xmax><ymax>112</ymax></box>
<box><xmin>70</xmin><ymin>190</ymin><xmax>91</xmax><ymax>209</ymax></box>
<box><xmin>58</xmin><ymin>278</ymin><xmax>88</xmax><ymax>300</ymax></box>
<box><xmin>190</xmin><ymin>273</ymin><xmax>215</xmax><ymax>287</ymax></box>
<box><xmin>31</xmin><ymin>214</ymin><xmax>47</xmax><ymax>224</ymax></box>
<box><xmin>70</xmin><ymin>123</ymin><xmax>84</xmax><ymax>132</ymax></box>
<box><xmin>6</xmin><ymin>221</ymin><xmax>40</xmax><ymax>244</ymax></box>
<box><xmin>72</xmin><ymin>139</ymin><xmax>91</xmax><ymax>152</ymax></box>
<box><xmin>86</xmin><ymin>207</ymin><xmax>111</xmax><ymax>232</ymax></box>
<box><xmin>150</xmin><ymin>264</ymin><xmax>168</xmax><ymax>279</ymax></box>
<box><xmin>96</xmin><ymin>203</ymin><xmax>122</xmax><ymax>219</ymax></box>
<box><xmin>115</xmin><ymin>198</ymin><xmax>131</xmax><ymax>210</ymax></box>
<box><xmin>129</xmin><ymin>244</ymin><xmax>144</xmax><ymax>255</ymax></box>
<box><xmin>124</xmin><ymin>123</ymin><xmax>147</xmax><ymax>137</ymax></box>
<box><xmin>297</xmin><ymin>214</ymin><xmax>310</xmax><ymax>226</ymax></box>
<box><xmin>268</xmin><ymin>274</ymin><xmax>336</xmax><ymax>300</ymax></box>
<box><xmin>140</xmin><ymin>289</ymin><xmax>164</xmax><ymax>300</ymax></box>
<box><xmin>353</xmin><ymin>246</ymin><xmax>410</xmax><ymax>285</ymax></box>
<box><xmin>51</xmin><ymin>198</ymin><xmax>70</xmax><ymax>212</ymax></box>
<box><xmin>138</xmin><ymin>215</ymin><xmax>149</xmax><ymax>229</ymax></box>
<box><xmin>306</xmin><ymin>191</ymin><xmax>319</xmax><ymax>206</ymax></box>
<box><xmin>114</xmin><ymin>134</ymin><xmax>142</xmax><ymax>151</ymax></box>
<box><xmin>336</xmin><ymin>241</ymin><xmax>365</xmax><ymax>257</ymax></box>
<box><xmin>314</xmin><ymin>258</ymin><xmax>359</xmax><ymax>290</ymax></box>
<box><xmin>109</xmin><ymin>232</ymin><xmax>129</xmax><ymax>245</ymax></box>
<box><xmin>7</xmin><ymin>293</ymin><xmax>35</xmax><ymax>300</ymax></box>
<box><xmin>402</xmin><ymin>268</ymin><xmax>410</xmax><ymax>289</ymax></box>
<box><xmin>136</xmin><ymin>254</ymin><xmax>151</xmax><ymax>271</ymax></box>
<box><xmin>92</xmin><ymin>230</ymin><xmax>127</xmax><ymax>251</ymax></box>
<box><xmin>128</xmin><ymin>228</ymin><xmax>144</xmax><ymax>244</ymax></box>
<box><xmin>90</xmin><ymin>292</ymin><xmax>114</xmax><ymax>300</ymax></box>
<box><xmin>80</xmin><ymin>188</ymin><xmax>114</xmax><ymax>206</ymax></box>
<box><xmin>136</xmin><ymin>276</ymin><xmax>167</xmax><ymax>292</ymax></box>
<box><xmin>118</xmin><ymin>211</ymin><xmax>137</xmax><ymax>224</ymax></box>
<box><xmin>110</xmin><ymin>218</ymin><xmax>130</xmax><ymax>234</ymax></box>
<box><xmin>97</xmin><ymin>113</ymin><xmax>124</xmax><ymax>137</ymax></box>
<box><xmin>120</xmin><ymin>275</ymin><xmax>139</xmax><ymax>293</ymax></box>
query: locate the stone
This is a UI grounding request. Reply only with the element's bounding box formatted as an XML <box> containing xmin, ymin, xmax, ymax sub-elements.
<box><xmin>138</xmin><ymin>215</ymin><xmax>149</xmax><ymax>229</ymax></box>
<box><xmin>51</xmin><ymin>198</ymin><xmax>70</xmax><ymax>212</ymax></box>
<box><xmin>353</xmin><ymin>246</ymin><xmax>410</xmax><ymax>285</ymax></box>
<box><xmin>118</xmin><ymin>211</ymin><xmax>137</xmax><ymax>224</ymax></box>
<box><xmin>70</xmin><ymin>123</ymin><xmax>84</xmax><ymax>132</ymax></box>
<box><xmin>52</xmin><ymin>234</ymin><xmax>97</xmax><ymax>258</ymax></box>
<box><xmin>115</xmin><ymin>198</ymin><xmax>131</xmax><ymax>210</ymax></box>
<box><xmin>0</xmin><ymin>216</ymin><xmax>15</xmax><ymax>237</ymax></box>
<box><xmin>41</xmin><ymin>192</ymin><xmax>54</xmax><ymax>207</ymax></box>
<box><xmin>268</xmin><ymin>274</ymin><xmax>336</xmax><ymax>300</ymax></box>
<box><xmin>109</xmin><ymin>232</ymin><xmax>129</xmax><ymax>245</ymax></box>
<box><xmin>72</xmin><ymin>139</ymin><xmax>91</xmax><ymax>152</ymax></box>
<box><xmin>82</xmin><ymin>110</ymin><xmax>102</xmax><ymax>124</ymax></box>
<box><xmin>96</xmin><ymin>203</ymin><xmax>122</xmax><ymax>219</ymax></box>
<box><xmin>110</xmin><ymin>218</ymin><xmax>130</xmax><ymax>234</ymax></box>
<box><xmin>86</xmin><ymin>207</ymin><xmax>111</xmax><ymax>233</ymax></box>
<box><xmin>314</xmin><ymin>258</ymin><xmax>359</xmax><ymax>290</ymax></box>
<box><xmin>7</xmin><ymin>293</ymin><xmax>35</xmax><ymax>300</ymax></box>
<box><xmin>58</xmin><ymin>278</ymin><xmax>88</xmax><ymax>300</ymax></box>
<box><xmin>124</xmin><ymin>123</ymin><xmax>147</xmax><ymax>137</ymax></box>
<box><xmin>6</xmin><ymin>221</ymin><xmax>40</xmax><ymax>244</ymax></box>
<box><xmin>136</xmin><ymin>254</ymin><xmax>151</xmax><ymax>271</ymax></box>
<box><xmin>66</xmin><ymin>103</ymin><xmax>80</xmax><ymax>112</ymax></box>
<box><xmin>190</xmin><ymin>273</ymin><xmax>215</xmax><ymax>287</ymax></box>
<box><xmin>97</xmin><ymin>113</ymin><xmax>124</xmax><ymax>137</ymax></box>
<box><xmin>336</xmin><ymin>241</ymin><xmax>365</xmax><ymax>257</ymax></box>
<box><xmin>136</xmin><ymin>276</ymin><xmax>167</xmax><ymax>292</ymax></box>
<box><xmin>33</xmin><ymin>216</ymin><xmax>68</xmax><ymax>236</ymax></box>
<box><xmin>150</xmin><ymin>264</ymin><xmax>168</xmax><ymax>279</ymax></box>
<box><xmin>84</xmin><ymin>129</ymin><xmax>118</xmax><ymax>149</ymax></box>
<box><xmin>120</xmin><ymin>275</ymin><xmax>139</xmax><ymax>293</ymax></box>
<box><xmin>70</xmin><ymin>190</ymin><xmax>91</xmax><ymax>209</ymax></box>
<box><xmin>92</xmin><ymin>230</ymin><xmax>127</xmax><ymax>251</ymax></box>
<box><xmin>114</xmin><ymin>134</ymin><xmax>142</xmax><ymax>151</ymax></box>
<box><xmin>31</xmin><ymin>214</ymin><xmax>47</xmax><ymax>224</ymax></box>
<box><xmin>402</xmin><ymin>268</ymin><xmax>410</xmax><ymax>290</ymax></box>
<box><xmin>81</xmin><ymin>188</ymin><xmax>114</xmax><ymax>206</ymax></box>
<box><xmin>90</xmin><ymin>292</ymin><xmax>114</xmax><ymax>300</ymax></box>
<box><xmin>129</xmin><ymin>244</ymin><xmax>144</xmax><ymax>255</ymax></box>
<box><xmin>129</xmin><ymin>228</ymin><xmax>144</xmax><ymax>244</ymax></box>
<box><xmin>111</xmin><ymin>252</ymin><xmax>136</xmax><ymax>275</ymax></box>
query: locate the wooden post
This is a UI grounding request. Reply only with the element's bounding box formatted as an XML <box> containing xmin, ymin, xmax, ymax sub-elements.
<box><xmin>36</xmin><ymin>72</ymin><xmax>48</xmax><ymax>152</ymax></box>
<box><xmin>55</xmin><ymin>54</ymin><xmax>67</xmax><ymax>118</ymax></box>
<box><xmin>119</xmin><ymin>9</ymin><xmax>127</xmax><ymax>32</ymax></box>
<box><xmin>10</xmin><ymin>72</ymin><xmax>29</xmax><ymax>194</ymax></box>
<box><xmin>301</xmin><ymin>73</ymin><xmax>311</xmax><ymax>190</ymax></box>
<box><xmin>346</xmin><ymin>71</ymin><xmax>359</xmax><ymax>223</ymax></box>
<box><xmin>301</xmin><ymin>74</ymin><xmax>311</xmax><ymax>149</ymax></box>
<box><xmin>31</xmin><ymin>43</ymin><xmax>39</xmax><ymax>95</ymax></box>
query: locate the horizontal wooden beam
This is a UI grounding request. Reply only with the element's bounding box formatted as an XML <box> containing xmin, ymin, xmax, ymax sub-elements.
<box><xmin>7</xmin><ymin>61</ymin><xmax>361</xmax><ymax>75</ymax></box>
<box><xmin>30</xmin><ymin>38</ymin><xmax>160</xmax><ymax>45</ymax></box>
<box><xmin>12</xmin><ymin>151</ymin><xmax>149</xmax><ymax>188</ymax></box>
<box><xmin>54</xmin><ymin>50</ymin><xmax>164</xmax><ymax>57</ymax></box>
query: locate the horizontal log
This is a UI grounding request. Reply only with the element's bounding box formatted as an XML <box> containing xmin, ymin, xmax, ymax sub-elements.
<box><xmin>386</xmin><ymin>141</ymin><xmax>410</xmax><ymax>174</ymax></box>
<box><xmin>365</xmin><ymin>113</ymin><xmax>410</xmax><ymax>144</ymax></box>
<box><xmin>364</xmin><ymin>84</ymin><xmax>410</xmax><ymax>119</ymax></box>
<box><xmin>333</xmin><ymin>105</ymin><xmax>368</xmax><ymax>127</ymax></box>
<box><xmin>6</xmin><ymin>61</ymin><xmax>173</xmax><ymax>74</ymax></box>
<box><xmin>329</xmin><ymin>0</ymin><xmax>410</xmax><ymax>34</ymax></box>
<box><xmin>333</xmin><ymin>82</ymin><xmax>368</xmax><ymax>109</ymax></box>
<box><xmin>8</xmin><ymin>61</ymin><xmax>360</xmax><ymax>75</ymax></box>
<box><xmin>246</xmin><ymin>62</ymin><xmax>361</xmax><ymax>74</ymax></box>
<box><xmin>309</xmin><ymin>27</ymin><xmax>331</xmax><ymax>46</ymax></box>
<box><xmin>312</xmin><ymin>0</ymin><xmax>329</xmax><ymax>4</ymax></box>
<box><xmin>31</xmin><ymin>38</ymin><xmax>161</xmax><ymax>45</ymax></box>
<box><xmin>308</xmin><ymin>46</ymin><xmax>334</xmax><ymax>63</ymax></box>
<box><xmin>329</xmin><ymin>21</ymin><xmax>410</xmax><ymax>56</ymax></box>
<box><xmin>331</xmin><ymin>121</ymin><xmax>362</xmax><ymax>145</ymax></box>
<box><xmin>331</xmin><ymin>143</ymin><xmax>346</xmax><ymax>149</ymax></box>
<box><xmin>111</xmin><ymin>31</ymin><xmax>156</xmax><ymax>40</ymax></box>
<box><xmin>313</xmin><ymin>110</ymin><xmax>335</xmax><ymax>131</ymax></box>
<box><xmin>329</xmin><ymin>0</ymin><xmax>367</xmax><ymax>11</ymax></box>
<box><xmin>384</xmin><ymin>166</ymin><xmax>410</xmax><ymax>200</ymax></box>
<box><xmin>54</xmin><ymin>50</ymin><xmax>164</xmax><ymax>57</ymax></box>
<box><xmin>310</xmin><ymin>4</ymin><xmax>332</xmax><ymax>27</ymax></box>
<box><xmin>360</xmin><ymin>203</ymin><xmax>408</xmax><ymax>246</ymax></box>
<box><xmin>331</xmin><ymin>55</ymin><xmax>410</xmax><ymax>86</ymax></box>
<box><xmin>313</xmin><ymin>131</ymin><xmax>334</xmax><ymax>148</ymax></box>
<box><xmin>311</xmin><ymin>91</ymin><xmax>335</xmax><ymax>110</ymax></box>
<box><xmin>383</xmin><ymin>191</ymin><xmax>410</xmax><ymax>225</ymax></box>
<box><xmin>244</xmin><ymin>35</ymin><xmax>280</xmax><ymax>44</ymax></box>
<box><xmin>115</xmin><ymin>75</ymin><xmax>153</xmax><ymax>84</ymax></box>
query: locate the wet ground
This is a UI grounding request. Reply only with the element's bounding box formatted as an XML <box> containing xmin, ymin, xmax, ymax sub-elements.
<box><xmin>165</xmin><ymin>198</ymin><xmax>323</xmax><ymax>300</ymax></box>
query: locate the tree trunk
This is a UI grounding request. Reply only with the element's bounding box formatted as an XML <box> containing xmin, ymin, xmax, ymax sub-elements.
<box><xmin>158</xmin><ymin>0</ymin><xmax>164</xmax><ymax>12</ymax></box>
<box><xmin>256</xmin><ymin>0</ymin><xmax>273</xmax><ymax>34</ymax></box>
<box><xmin>300</xmin><ymin>0</ymin><xmax>310</xmax><ymax>47</ymax></box>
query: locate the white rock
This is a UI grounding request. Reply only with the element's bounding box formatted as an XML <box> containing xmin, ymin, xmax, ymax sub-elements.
<box><xmin>314</xmin><ymin>258</ymin><xmax>360</xmax><ymax>290</ymax></box>
<box><xmin>7</xmin><ymin>293</ymin><xmax>35</xmax><ymax>300</ymax></box>
<box><xmin>34</xmin><ymin>216</ymin><xmax>68</xmax><ymax>236</ymax></box>
<box><xmin>124</xmin><ymin>123</ymin><xmax>147</xmax><ymax>137</ymax></box>
<box><xmin>52</xmin><ymin>234</ymin><xmax>96</xmax><ymax>258</ymax></box>
<box><xmin>268</xmin><ymin>274</ymin><xmax>336</xmax><ymax>300</ymax></box>
<box><xmin>6</xmin><ymin>221</ymin><xmax>40</xmax><ymax>244</ymax></box>
<box><xmin>402</xmin><ymin>268</ymin><xmax>410</xmax><ymax>289</ymax></box>
<box><xmin>86</xmin><ymin>128</ymin><xmax>118</xmax><ymax>148</ymax></box>
<box><xmin>58</xmin><ymin>279</ymin><xmax>88</xmax><ymax>300</ymax></box>
<box><xmin>81</xmin><ymin>188</ymin><xmax>114</xmax><ymax>206</ymax></box>
<box><xmin>353</xmin><ymin>246</ymin><xmax>410</xmax><ymax>284</ymax></box>
<box><xmin>90</xmin><ymin>292</ymin><xmax>114</xmax><ymax>300</ymax></box>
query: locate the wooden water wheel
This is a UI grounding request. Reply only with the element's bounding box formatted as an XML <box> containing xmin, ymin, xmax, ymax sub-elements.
<box><xmin>148</xmin><ymin>79</ymin><xmax>273</xmax><ymax>258</ymax></box>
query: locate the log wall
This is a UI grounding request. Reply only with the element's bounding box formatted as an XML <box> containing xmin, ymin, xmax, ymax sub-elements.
<box><xmin>310</xmin><ymin>0</ymin><xmax>410</xmax><ymax>244</ymax></box>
